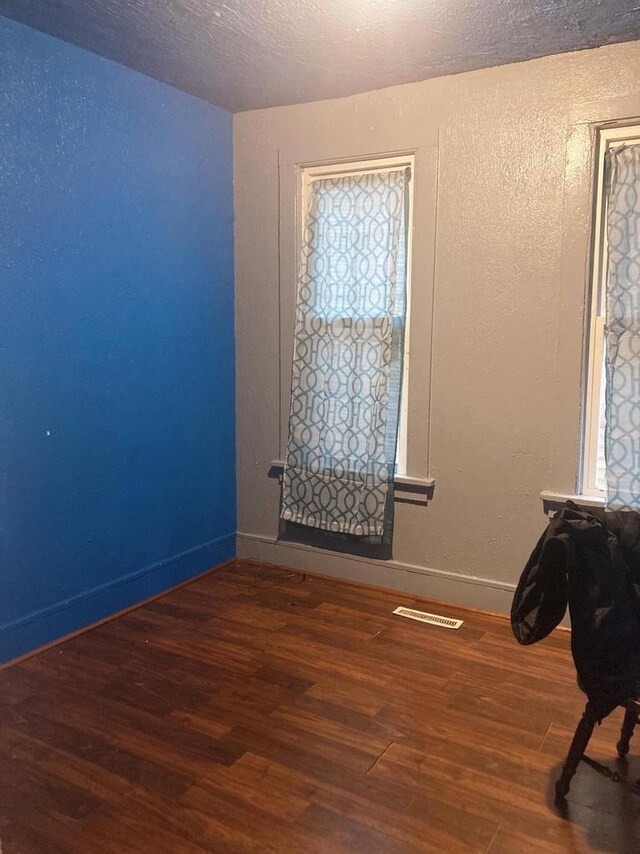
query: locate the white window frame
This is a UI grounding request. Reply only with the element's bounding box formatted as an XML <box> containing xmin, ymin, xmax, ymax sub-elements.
<box><xmin>298</xmin><ymin>154</ymin><xmax>415</xmax><ymax>475</ymax></box>
<box><xmin>582</xmin><ymin>123</ymin><xmax>640</xmax><ymax>496</ymax></box>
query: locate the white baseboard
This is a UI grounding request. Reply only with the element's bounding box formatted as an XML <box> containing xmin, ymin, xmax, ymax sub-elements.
<box><xmin>237</xmin><ymin>530</ymin><xmax>516</xmax><ymax>615</ymax></box>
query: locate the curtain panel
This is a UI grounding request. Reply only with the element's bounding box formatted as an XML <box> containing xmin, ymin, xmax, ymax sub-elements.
<box><xmin>281</xmin><ymin>168</ymin><xmax>409</xmax><ymax>542</ymax></box>
<box><xmin>605</xmin><ymin>143</ymin><xmax>640</xmax><ymax>508</ymax></box>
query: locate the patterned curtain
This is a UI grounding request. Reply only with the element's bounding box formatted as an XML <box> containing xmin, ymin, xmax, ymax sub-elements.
<box><xmin>281</xmin><ymin>168</ymin><xmax>409</xmax><ymax>542</ymax></box>
<box><xmin>605</xmin><ymin>144</ymin><xmax>640</xmax><ymax>508</ymax></box>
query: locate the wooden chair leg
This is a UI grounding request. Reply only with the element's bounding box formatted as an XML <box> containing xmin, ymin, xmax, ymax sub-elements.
<box><xmin>555</xmin><ymin>702</ymin><xmax>597</xmax><ymax>801</ymax></box>
<box><xmin>617</xmin><ymin>704</ymin><xmax>638</xmax><ymax>757</ymax></box>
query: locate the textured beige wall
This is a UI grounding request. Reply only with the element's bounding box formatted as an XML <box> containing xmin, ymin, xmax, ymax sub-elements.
<box><xmin>234</xmin><ymin>42</ymin><xmax>640</xmax><ymax>610</ymax></box>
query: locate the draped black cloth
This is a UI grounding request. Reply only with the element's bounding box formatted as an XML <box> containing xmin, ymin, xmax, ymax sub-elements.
<box><xmin>512</xmin><ymin>502</ymin><xmax>640</xmax><ymax>720</ymax></box>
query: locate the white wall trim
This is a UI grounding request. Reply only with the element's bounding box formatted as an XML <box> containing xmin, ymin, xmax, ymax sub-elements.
<box><xmin>237</xmin><ymin>530</ymin><xmax>516</xmax><ymax>615</ymax></box>
<box><xmin>539</xmin><ymin>489</ymin><xmax>605</xmax><ymax>508</ymax></box>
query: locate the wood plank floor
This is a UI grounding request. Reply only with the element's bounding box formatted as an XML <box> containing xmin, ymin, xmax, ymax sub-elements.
<box><xmin>2</xmin><ymin>560</ymin><xmax>640</xmax><ymax>853</ymax></box>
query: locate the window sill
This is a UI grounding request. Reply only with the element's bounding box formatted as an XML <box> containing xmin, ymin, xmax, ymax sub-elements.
<box><xmin>269</xmin><ymin>460</ymin><xmax>435</xmax><ymax>503</ymax></box>
<box><xmin>539</xmin><ymin>490</ymin><xmax>605</xmax><ymax>514</ymax></box>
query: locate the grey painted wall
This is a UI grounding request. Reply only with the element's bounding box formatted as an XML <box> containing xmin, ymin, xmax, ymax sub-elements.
<box><xmin>234</xmin><ymin>42</ymin><xmax>640</xmax><ymax>612</ymax></box>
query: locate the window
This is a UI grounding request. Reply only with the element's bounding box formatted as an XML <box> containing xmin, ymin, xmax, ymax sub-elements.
<box><xmin>582</xmin><ymin>124</ymin><xmax>640</xmax><ymax>496</ymax></box>
<box><xmin>299</xmin><ymin>155</ymin><xmax>415</xmax><ymax>475</ymax></box>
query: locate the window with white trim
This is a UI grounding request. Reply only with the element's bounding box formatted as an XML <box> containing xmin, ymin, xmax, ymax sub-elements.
<box><xmin>298</xmin><ymin>155</ymin><xmax>415</xmax><ymax>475</ymax></box>
<box><xmin>582</xmin><ymin>124</ymin><xmax>640</xmax><ymax>496</ymax></box>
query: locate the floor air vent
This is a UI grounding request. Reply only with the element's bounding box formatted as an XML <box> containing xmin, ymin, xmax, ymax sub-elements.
<box><xmin>392</xmin><ymin>606</ymin><xmax>463</xmax><ymax>630</ymax></box>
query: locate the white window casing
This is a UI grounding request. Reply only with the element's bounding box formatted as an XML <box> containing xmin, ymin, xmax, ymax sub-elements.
<box><xmin>581</xmin><ymin>123</ymin><xmax>640</xmax><ymax>498</ymax></box>
<box><xmin>298</xmin><ymin>155</ymin><xmax>415</xmax><ymax>476</ymax></box>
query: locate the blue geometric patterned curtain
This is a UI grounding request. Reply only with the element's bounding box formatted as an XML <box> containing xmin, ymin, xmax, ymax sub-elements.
<box><xmin>605</xmin><ymin>144</ymin><xmax>640</xmax><ymax>508</ymax></box>
<box><xmin>281</xmin><ymin>168</ymin><xmax>409</xmax><ymax>542</ymax></box>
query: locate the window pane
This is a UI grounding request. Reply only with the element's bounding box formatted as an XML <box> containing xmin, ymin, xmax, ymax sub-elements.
<box><xmin>309</xmin><ymin>172</ymin><xmax>406</xmax><ymax>321</ymax></box>
<box><xmin>596</xmin><ymin>350</ymin><xmax>606</xmax><ymax>493</ymax></box>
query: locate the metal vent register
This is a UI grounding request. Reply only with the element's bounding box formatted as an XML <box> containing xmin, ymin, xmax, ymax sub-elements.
<box><xmin>392</xmin><ymin>606</ymin><xmax>463</xmax><ymax>630</ymax></box>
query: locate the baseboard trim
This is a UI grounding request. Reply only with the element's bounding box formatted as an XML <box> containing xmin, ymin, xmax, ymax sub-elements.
<box><xmin>237</xmin><ymin>531</ymin><xmax>516</xmax><ymax>615</ymax></box>
<box><xmin>1</xmin><ymin>532</ymin><xmax>236</xmax><ymax>665</ymax></box>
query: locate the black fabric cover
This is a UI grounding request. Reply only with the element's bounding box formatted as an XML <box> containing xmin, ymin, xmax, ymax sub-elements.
<box><xmin>512</xmin><ymin>502</ymin><xmax>640</xmax><ymax>719</ymax></box>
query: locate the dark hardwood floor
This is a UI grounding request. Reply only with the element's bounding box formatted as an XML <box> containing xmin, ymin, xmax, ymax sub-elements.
<box><xmin>2</xmin><ymin>559</ymin><xmax>640</xmax><ymax>853</ymax></box>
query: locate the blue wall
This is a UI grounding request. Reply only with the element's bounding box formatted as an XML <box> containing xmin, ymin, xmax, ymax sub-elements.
<box><xmin>0</xmin><ymin>17</ymin><xmax>236</xmax><ymax>663</ymax></box>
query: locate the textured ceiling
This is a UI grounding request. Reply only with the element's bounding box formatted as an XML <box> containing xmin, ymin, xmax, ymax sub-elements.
<box><xmin>2</xmin><ymin>0</ymin><xmax>640</xmax><ymax>112</ymax></box>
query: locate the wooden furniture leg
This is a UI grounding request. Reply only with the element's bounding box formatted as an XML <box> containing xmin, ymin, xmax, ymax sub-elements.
<box><xmin>617</xmin><ymin>702</ymin><xmax>639</xmax><ymax>757</ymax></box>
<box><xmin>555</xmin><ymin>702</ymin><xmax>597</xmax><ymax>801</ymax></box>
